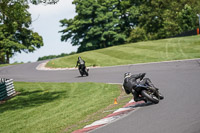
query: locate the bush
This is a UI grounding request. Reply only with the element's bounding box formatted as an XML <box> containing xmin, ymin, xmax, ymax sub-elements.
<box><xmin>37</xmin><ymin>52</ymin><xmax>77</xmax><ymax>61</ymax></box>
<box><xmin>128</xmin><ymin>27</ymin><xmax>147</xmax><ymax>43</ymax></box>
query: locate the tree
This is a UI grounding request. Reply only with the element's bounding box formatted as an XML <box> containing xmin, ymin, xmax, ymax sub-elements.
<box><xmin>0</xmin><ymin>0</ymin><xmax>43</xmax><ymax>64</ymax></box>
<box><xmin>60</xmin><ymin>0</ymin><xmax>200</xmax><ymax>51</ymax></box>
<box><xmin>60</xmin><ymin>0</ymin><xmax>126</xmax><ymax>52</ymax></box>
<box><xmin>128</xmin><ymin>0</ymin><xmax>200</xmax><ymax>41</ymax></box>
<box><xmin>177</xmin><ymin>4</ymin><xmax>197</xmax><ymax>32</ymax></box>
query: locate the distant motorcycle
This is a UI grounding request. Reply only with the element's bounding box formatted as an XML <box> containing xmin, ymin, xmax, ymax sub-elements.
<box><xmin>79</xmin><ymin>66</ymin><xmax>89</xmax><ymax>77</ymax></box>
<box><xmin>135</xmin><ymin>83</ymin><xmax>164</xmax><ymax>104</ymax></box>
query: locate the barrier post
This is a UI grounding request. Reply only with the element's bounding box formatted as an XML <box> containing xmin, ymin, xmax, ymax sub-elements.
<box><xmin>197</xmin><ymin>28</ymin><xmax>199</xmax><ymax>35</ymax></box>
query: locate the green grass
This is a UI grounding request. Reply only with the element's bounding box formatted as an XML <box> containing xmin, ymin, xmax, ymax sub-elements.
<box><xmin>0</xmin><ymin>64</ymin><xmax>10</xmax><ymax>67</ymax></box>
<box><xmin>0</xmin><ymin>63</ymin><xmax>22</xmax><ymax>67</ymax></box>
<box><xmin>0</xmin><ymin>82</ymin><xmax>130</xmax><ymax>133</ymax></box>
<box><xmin>46</xmin><ymin>35</ymin><xmax>200</xmax><ymax>68</ymax></box>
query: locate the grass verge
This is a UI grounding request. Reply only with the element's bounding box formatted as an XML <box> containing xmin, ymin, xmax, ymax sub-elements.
<box><xmin>0</xmin><ymin>82</ymin><xmax>131</xmax><ymax>133</ymax></box>
<box><xmin>0</xmin><ymin>63</ymin><xmax>22</xmax><ymax>67</ymax></box>
<box><xmin>46</xmin><ymin>35</ymin><xmax>200</xmax><ymax>68</ymax></box>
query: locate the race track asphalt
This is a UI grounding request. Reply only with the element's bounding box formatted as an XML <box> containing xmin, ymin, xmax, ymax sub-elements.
<box><xmin>1</xmin><ymin>59</ymin><xmax>200</xmax><ymax>133</ymax></box>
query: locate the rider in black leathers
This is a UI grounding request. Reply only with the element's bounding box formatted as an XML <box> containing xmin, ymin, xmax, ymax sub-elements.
<box><xmin>123</xmin><ymin>72</ymin><xmax>158</xmax><ymax>102</ymax></box>
<box><xmin>76</xmin><ymin>56</ymin><xmax>86</xmax><ymax>71</ymax></box>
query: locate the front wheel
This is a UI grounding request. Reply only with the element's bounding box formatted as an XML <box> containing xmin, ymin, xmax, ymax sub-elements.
<box><xmin>79</xmin><ymin>69</ymin><xmax>84</xmax><ymax>76</ymax></box>
<box><xmin>84</xmin><ymin>68</ymin><xmax>89</xmax><ymax>76</ymax></box>
<box><xmin>141</xmin><ymin>90</ymin><xmax>159</xmax><ymax>104</ymax></box>
<box><xmin>85</xmin><ymin>72</ymin><xmax>89</xmax><ymax>76</ymax></box>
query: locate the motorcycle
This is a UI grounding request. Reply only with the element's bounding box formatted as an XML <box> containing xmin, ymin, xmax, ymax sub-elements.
<box><xmin>134</xmin><ymin>83</ymin><xmax>164</xmax><ymax>104</ymax></box>
<box><xmin>79</xmin><ymin>65</ymin><xmax>89</xmax><ymax>77</ymax></box>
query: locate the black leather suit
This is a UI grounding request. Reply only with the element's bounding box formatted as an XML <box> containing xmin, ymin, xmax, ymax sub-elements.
<box><xmin>76</xmin><ymin>57</ymin><xmax>85</xmax><ymax>70</ymax></box>
<box><xmin>123</xmin><ymin>73</ymin><xmax>156</xmax><ymax>102</ymax></box>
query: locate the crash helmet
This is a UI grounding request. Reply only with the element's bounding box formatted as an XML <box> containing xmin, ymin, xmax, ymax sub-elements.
<box><xmin>124</xmin><ymin>72</ymin><xmax>131</xmax><ymax>78</ymax></box>
<box><xmin>78</xmin><ymin>56</ymin><xmax>83</xmax><ymax>62</ymax></box>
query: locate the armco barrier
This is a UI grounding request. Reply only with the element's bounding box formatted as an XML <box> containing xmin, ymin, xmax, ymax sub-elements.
<box><xmin>0</xmin><ymin>78</ymin><xmax>16</xmax><ymax>101</ymax></box>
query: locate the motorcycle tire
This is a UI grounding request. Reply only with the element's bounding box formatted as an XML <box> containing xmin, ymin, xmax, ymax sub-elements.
<box><xmin>79</xmin><ymin>70</ymin><xmax>84</xmax><ymax>77</ymax></box>
<box><xmin>85</xmin><ymin>72</ymin><xmax>89</xmax><ymax>76</ymax></box>
<box><xmin>84</xmin><ymin>68</ymin><xmax>89</xmax><ymax>76</ymax></box>
<box><xmin>141</xmin><ymin>90</ymin><xmax>159</xmax><ymax>104</ymax></box>
<box><xmin>154</xmin><ymin>91</ymin><xmax>164</xmax><ymax>100</ymax></box>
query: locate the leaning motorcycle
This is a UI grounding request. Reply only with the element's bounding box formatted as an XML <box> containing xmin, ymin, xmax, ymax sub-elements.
<box><xmin>134</xmin><ymin>84</ymin><xmax>164</xmax><ymax>104</ymax></box>
<box><xmin>79</xmin><ymin>65</ymin><xmax>89</xmax><ymax>76</ymax></box>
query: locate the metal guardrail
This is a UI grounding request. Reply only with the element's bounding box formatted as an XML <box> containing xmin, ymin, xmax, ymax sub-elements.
<box><xmin>0</xmin><ymin>78</ymin><xmax>16</xmax><ymax>100</ymax></box>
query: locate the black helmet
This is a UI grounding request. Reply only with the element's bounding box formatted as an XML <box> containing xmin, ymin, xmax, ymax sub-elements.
<box><xmin>124</xmin><ymin>72</ymin><xmax>131</xmax><ymax>78</ymax></box>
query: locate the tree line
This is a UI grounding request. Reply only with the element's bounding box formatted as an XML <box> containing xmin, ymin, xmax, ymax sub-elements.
<box><xmin>60</xmin><ymin>0</ymin><xmax>200</xmax><ymax>52</ymax></box>
<box><xmin>1</xmin><ymin>0</ymin><xmax>200</xmax><ymax>64</ymax></box>
<box><xmin>37</xmin><ymin>51</ymin><xmax>76</xmax><ymax>61</ymax></box>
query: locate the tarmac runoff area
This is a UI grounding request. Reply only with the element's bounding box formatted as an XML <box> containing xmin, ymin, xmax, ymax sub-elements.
<box><xmin>72</xmin><ymin>99</ymin><xmax>146</xmax><ymax>133</ymax></box>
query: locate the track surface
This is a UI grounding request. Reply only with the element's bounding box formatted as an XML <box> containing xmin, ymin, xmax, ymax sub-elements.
<box><xmin>1</xmin><ymin>59</ymin><xmax>200</xmax><ymax>133</ymax></box>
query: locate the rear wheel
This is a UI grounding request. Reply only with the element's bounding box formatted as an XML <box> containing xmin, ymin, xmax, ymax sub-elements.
<box><xmin>141</xmin><ymin>90</ymin><xmax>159</xmax><ymax>104</ymax></box>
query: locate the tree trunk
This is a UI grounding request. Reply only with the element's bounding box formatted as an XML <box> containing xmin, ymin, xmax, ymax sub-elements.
<box><xmin>0</xmin><ymin>55</ymin><xmax>5</xmax><ymax>64</ymax></box>
<box><xmin>6</xmin><ymin>52</ymin><xmax>10</xmax><ymax>64</ymax></box>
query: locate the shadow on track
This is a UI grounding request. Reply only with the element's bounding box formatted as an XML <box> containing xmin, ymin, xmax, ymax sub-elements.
<box><xmin>127</xmin><ymin>102</ymin><xmax>154</xmax><ymax>109</ymax></box>
<box><xmin>75</xmin><ymin>76</ymin><xmax>88</xmax><ymax>78</ymax></box>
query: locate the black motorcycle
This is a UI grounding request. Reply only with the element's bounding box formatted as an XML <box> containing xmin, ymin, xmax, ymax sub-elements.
<box><xmin>134</xmin><ymin>84</ymin><xmax>164</xmax><ymax>104</ymax></box>
<box><xmin>79</xmin><ymin>65</ymin><xmax>89</xmax><ymax>77</ymax></box>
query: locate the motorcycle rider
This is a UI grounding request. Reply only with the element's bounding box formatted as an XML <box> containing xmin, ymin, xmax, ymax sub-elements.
<box><xmin>76</xmin><ymin>56</ymin><xmax>87</xmax><ymax>72</ymax></box>
<box><xmin>123</xmin><ymin>72</ymin><xmax>158</xmax><ymax>102</ymax></box>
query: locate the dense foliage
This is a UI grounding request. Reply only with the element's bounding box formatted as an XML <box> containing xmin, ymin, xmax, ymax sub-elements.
<box><xmin>60</xmin><ymin>0</ymin><xmax>200</xmax><ymax>52</ymax></box>
<box><xmin>0</xmin><ymin>0</ymin><xmax>44</xmax><ymax>64</ymax></box>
